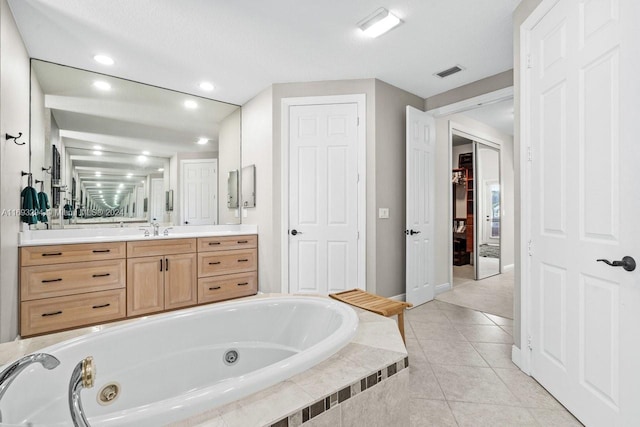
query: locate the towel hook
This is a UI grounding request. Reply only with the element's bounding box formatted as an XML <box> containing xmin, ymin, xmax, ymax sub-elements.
<box><xmin>42</xmin><ymin>166</ymin><xmax>52</xmax><ymax>174</ymax></box>
<box><xmin>6</xmin><ymin>132</ymin><xmax>25</xmax><ymax>145</ymax></box>
<box><xmin>21</xmin><ymin>171</ymin><xmax>33</xmax><ymax>187</ymax></box>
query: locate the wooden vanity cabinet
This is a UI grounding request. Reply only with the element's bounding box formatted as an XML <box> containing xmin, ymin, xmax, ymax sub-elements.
<box><xmin>197</xmin><ymin>235</ymin><xmax>258</xmax><ymax>303</ymax></box>
<box><xmin>126</xmin><ymin>239</ymin><xmax>197</xmax><ymax>316</ymax></box>
<box><xmin>19</xmin><ymin>242</ymin><xmax>127</xmax><ymax>337</ymax></box>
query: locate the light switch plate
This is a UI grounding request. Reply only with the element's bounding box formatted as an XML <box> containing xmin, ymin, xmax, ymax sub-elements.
<box><xmin>378</xmin><ymin>208</ymin><xmax>390</xmax><ymax>219</ymax></box>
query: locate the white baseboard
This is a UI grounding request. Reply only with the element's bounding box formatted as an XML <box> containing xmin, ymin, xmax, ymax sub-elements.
<box><xmin>389</xmin><ymin>293</ymin><xmax>406</xmax><ymax>302</ymax></box>
<box><xmin>511</xmin><ymin>345</ymin><xmax>522</xmax><ymax>369</ymax></box>
<box><xmin>503</xmin><ymin>264</ymin><xmax>515</xmax><ymax>272</ymax></box>
<box><xmin>435</xmin><ymin>282</ymin><xmax>451</xmax><ymax>296</ymax></box>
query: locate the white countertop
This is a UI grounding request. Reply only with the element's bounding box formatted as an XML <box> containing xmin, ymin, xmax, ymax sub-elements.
<box><xmin>18</xmin><ymin>224</ymin><xmax>258</xmax><ymax>246</ymax></box>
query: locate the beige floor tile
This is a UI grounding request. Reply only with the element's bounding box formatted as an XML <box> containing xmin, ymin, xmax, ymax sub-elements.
<box><xmin>453</xmin><ymin>324</ymin><xmax>513</xmax><ymax>344</ymax></box>
<box><xmin>494</xmin><ymin>368</ymin><xmax>563</xmax><ymax>409</ymax></box>
<box><xmin>442</xmin><ymin>308</ymin><xmax>495</xmax><ymax>325</ymax></box>
<box><xmin>528</xmin><ymin>408</ymin><xmax>584</xmax><ymax>426</ymax></box>
<box><xmin>410</xmin><ymin>399</ymin><xmax>458</xmax><ymax>427</ymax></box>
<box><xmin>407</xmin><ymin>309</ymin><xmax>452</xmax><ymax>324</ymax></box>
<box><xmin>484</xmin><ymin>313</ymin><xmax>514</xmax><ymax>326</ymax></box>
<box><xmin>449</xmin><ymin>402</ymin><xmax>538</xmax><ymax>427</ymax></box>
<box><xmin>409</xmin><ymin>358</ymin><xmax>446</xmax><ymax>400</ymax></box>
<box><xmin>411</xmin><ymin>322</ymin><xmax>468</xmax><ymax>342</ymax></box>
<box><xmin>471</xmin><ymin>342</ymin><xmax>518</xmax><ymax>369</ymax></box>
<box><xmin>406</xmin><ymin>338</ymin><xmax>428</xmax><ymax>364</ymax></box>
<box><xmin>431</xmin><ymin>365</ymin><xmax>520</xmax><ymax>406</ymax></box>
<box><xmin>419</xmin><ymin>340</ymin><xmax>488</xmax><ymax>367</ymax></box>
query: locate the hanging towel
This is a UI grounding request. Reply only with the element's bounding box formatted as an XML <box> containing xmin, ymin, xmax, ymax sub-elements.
<box><xmin>37</xmin><ymin>191</ymin><xmax>50</xmax><ymax>223</ymax></box>
<box><xmin>20</xmin><ymin>186</ymin><xmax>40</xmax><ymax>225</ymax></box>
<box><xmin>63</xmin><ymin>203</ymin><xmax>73</xmax><ymax>220</ymax></box>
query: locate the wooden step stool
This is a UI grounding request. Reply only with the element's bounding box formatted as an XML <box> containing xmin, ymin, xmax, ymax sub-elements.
<box><xmin>329</xmin><ymin>289</ymin><xmax>412</xmax><ymax>343</ymax></box>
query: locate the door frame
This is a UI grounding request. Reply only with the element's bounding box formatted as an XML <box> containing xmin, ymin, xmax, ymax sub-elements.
<box><xmin>280</xmin><ymin>94</ymin><xmax>367</xmax><ymax>293</ymax></box>
<box><xmin>180</xmin><ymin>158</ymin><xmax>218</xmax><ymax>226</ymax></box>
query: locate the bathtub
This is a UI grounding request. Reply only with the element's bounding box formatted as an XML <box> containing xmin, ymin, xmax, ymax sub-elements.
<box><xmin>0</xmin><ymin>296</ymin><xmax>358</xmax><ymax>427</ymax></box>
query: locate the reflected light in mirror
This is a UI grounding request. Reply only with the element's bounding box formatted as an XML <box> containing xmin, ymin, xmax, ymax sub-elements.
<box><xmin>93</xmin><ymin>54</ymin><xmax>114</xmax><ymax>65</ymax></box>
<box><xmin>184</xmin><ymin>100</ymin><xmax>198</xmax><ymax>109</ymax></box>
<box><xmin>93</xmin><ymin>81</ymin><xmax>111</xmax><ymax>91</ymax></box>
<box><xmin>199</xmin><ymin>82</ymin><xmax>214</xmax><ymax>91</ymax></box>
<box><xmin>197</xmin><ymin>138</ymin><xmax>208</xmax><ymax>145</ymax></box>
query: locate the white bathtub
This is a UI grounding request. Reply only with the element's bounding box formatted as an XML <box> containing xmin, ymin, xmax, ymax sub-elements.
<box><xmin>0</xmin><ymin>296</ymin><xmax>358</xmax><ymax>426</ymax></box>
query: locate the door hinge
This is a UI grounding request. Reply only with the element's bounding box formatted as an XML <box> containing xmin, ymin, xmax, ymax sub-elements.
<box><xmin>527</xmin><ymin>146</ymin><xmax>532</xmax><ymax>162</ymax></box>
<box><xmin>357</xmin><ymin>231</ymin><xmax>360</xmax><ymax>240</ymax></box>
<box><xmin>357</xmin><ymin>173</ymin><xmax>360</xmax><ymax>183</ymax></box>
<box><xmin>527</xmin><ymin>335</ymin><xmax>533</xmax><ymax>351</ymax></box>
<box><xmin>527</xmin><ymin>54</ymin><xmax>533</xmax><ymax>69</ymax></box>
<box><xmin>528</xmin><ymin>239</ymin><xmax>533</xmax><ymax>256</ymax></box>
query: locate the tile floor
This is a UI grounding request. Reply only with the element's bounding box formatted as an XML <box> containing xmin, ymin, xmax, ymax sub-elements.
<box><xmin>406</xmin><ymin>300</ymin><xmax>583</xmax><ymax>427</ymax></box>
<box><xmin>436</xmin><ymin>266</ymin><xmax>514</xmax><ymax>319</ymax></box>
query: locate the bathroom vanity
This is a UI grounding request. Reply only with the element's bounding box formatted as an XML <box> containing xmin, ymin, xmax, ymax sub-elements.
<box><xmin>18</xmin><ymin>226</ymin><xmax>258</xmax><ymax>336</ymax></box>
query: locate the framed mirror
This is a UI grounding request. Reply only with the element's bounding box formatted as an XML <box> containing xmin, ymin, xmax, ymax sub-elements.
<box><xmin>29</xmin><ymin>59</ymin><xmax>242</xmax><ymax>228</ymax></box>
<box><xmin>242</xmin><ymin>164</ymin><xmax>256</xmax><ymax>208</ymax></box>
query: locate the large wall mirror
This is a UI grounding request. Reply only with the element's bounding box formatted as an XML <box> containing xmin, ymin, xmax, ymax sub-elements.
<box><xmin>29</xmin><ymin>59</ymin><xmax>242</xmax><ymax>229</ymax></box>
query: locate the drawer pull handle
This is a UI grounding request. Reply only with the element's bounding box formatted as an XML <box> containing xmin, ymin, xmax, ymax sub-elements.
<box><xmin>42</xmin><ymin>278</ymin><xmax>63</xmax><ymax>283</ymax></box>
<box><xmin>92</xmin><ymin>303</ymin><xmax>111</xmax><ymax>309</ymax></box>
<box><xmin>209</xmin><ymin>286</ymin><xmax>222</xmax><ymax>290</ymax></box>
<box><xmin>237</xmin><ymin>282</ymin><xmax>249</xmax><ymax>286</ymax></box>
<box><xmin>208</xmin><ymin>242</ymin><xmax>221</xmax><ymax>246</ymax></box>
<box><xmin>42</xmin><ymin>252</ymin><xmax>62</xmax><ymax>257</ymax></box>
<box><xmin>237</xmin><ymin>240</ymin><xmax>248</xmax><ymax>244</ymax></box>
<box><xmin>92</xmin><ymin>273</ymin><xmax>110</xmax><ymax>278</ymax></box>
<box><xmin>238</xmin><ymin>259</ymin><xmax>249</xmax><ymax>262</ymax></box>
<box><xmin>92</xmin><ymin>249</ymin><xmax>111</xmax><ymax>253</ymax></box>
<box><xmin>209</xmin><ymin>261</ymin><xmax>221</xmax><ymax>265</ymax></box>
<box><xmin>42</xmin><ymin>311</ymin><xmax>62</xmax><ymax>317</ymax></box>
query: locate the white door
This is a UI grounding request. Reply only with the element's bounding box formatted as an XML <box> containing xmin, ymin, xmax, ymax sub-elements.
<box><xmin>405</xmin><ymin>106</ymin><xmax>435</xmax><ymax>306</ymax></box>
<box><xmin>288</xmin><ymin>103</ymin><xmax>359</xmax><ymax>294</ymax></box>
<box><xmin>181</xmin><ymin>160</ymin><xmax>217</xmax><ymax>225</ymax></box>
<box><xmin>526</xmin><ymin>0</ymin><xmax>640</xmax><ymax>425</ymax></box>
<box><xmin>150</xmin><ymin>178</ymin><xmax>164</xmax><ymax>222</ymax></box>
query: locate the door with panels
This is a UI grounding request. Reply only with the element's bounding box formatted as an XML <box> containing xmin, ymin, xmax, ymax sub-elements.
<box><xmin>288</xmin><ymin>103</ymin><xmax>359</xmax><ymax>295</ymax></box>
<box><xmin>525</xmin><ymin>0</ymin><xmax>640</xmax><ymax>425</ymax></box>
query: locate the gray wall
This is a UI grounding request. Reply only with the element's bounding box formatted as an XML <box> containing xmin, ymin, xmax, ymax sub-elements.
<box><xmin>426</xmin><ymin>70</ymin><xmax>514</xmax><ymax>111</ymax></box>
<box><xmin>217</xmin><ymin>109</ymin><xmax>242</xmax><ymax>224</ymax></box>
<box><xmin>374</xmin><ymin>80</ymin><xmax>424</xmax><ymax>297</ymax></box>
<box><xmin>0</xmin><ymin>0</ymin><xmax>31</xmax><ymax>341</ymax></box>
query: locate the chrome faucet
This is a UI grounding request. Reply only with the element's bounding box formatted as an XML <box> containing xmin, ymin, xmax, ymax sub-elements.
<box><xmin>151</xmin><ymin>222</ymin><xmax>160</xmax><ymax>236</ymax></box>
<box><xmin>69</xmin><ymin>356</ymin><xmax>95</xmax><ymax>427</ymax></box>
<box><xmin>0</xmin><ymin>353</ymin><xmax>60</xmax><ymax>423</ymax></box>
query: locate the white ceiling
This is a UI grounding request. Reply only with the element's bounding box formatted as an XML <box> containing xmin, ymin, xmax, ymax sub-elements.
<box><xmin>8</xmin><ymin>0</ymin><xmax>520</xmax><ymax>105</ymax></box>
<box><xmin>461</xmin><ymin>99</ymin><xmax>514</xmax><ymax>136</ymax></box>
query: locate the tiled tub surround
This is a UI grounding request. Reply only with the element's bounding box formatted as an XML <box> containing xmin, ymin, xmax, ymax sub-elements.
<box><xmin>0</xmin><ymin>295</ymin><xmax>409</xmax><ymax>427</ymax></box>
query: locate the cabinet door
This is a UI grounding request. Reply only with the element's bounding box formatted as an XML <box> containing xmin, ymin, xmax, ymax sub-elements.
<box><xmin>164</xmin><ymin>253</ymin><xmax>197</xmax><ymax>310</ymax></box>
<box><xmin>127</xmin><ymin>256</ymin><xmax>164</xmax><ymax>316</ymax></box>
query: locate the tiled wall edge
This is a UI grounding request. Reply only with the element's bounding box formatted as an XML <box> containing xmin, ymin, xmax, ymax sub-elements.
<box><xmin>268</xmin><ymin>356</ymin><xmax>409</xmax><ymax>427</ymax></box>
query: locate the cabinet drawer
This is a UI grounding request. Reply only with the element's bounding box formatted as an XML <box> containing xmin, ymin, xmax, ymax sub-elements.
<box><xmin>21</xmin><ymin>259</ymin><xmax>125</xmax><ymax>301</ymax></box>
<box><xmin>198</xmin><ymin>272</ymin><xmax>258</xmax><ymax>304</ymax></box>
<box><xmin>197</xmin><ymin>235</ymin><xmax>257</xmax><ymax>252</ymax></box>
<box><xmin>127</xmin><ymin>238</ymin><xmax>197</xmax><ymax>258</ymax></box>
<box><xmin>198</xmin><ymin>249</ymin><xmax>257</xmax><ymax>277</ymax></box>
<box><xmin>20</xmin><ymin>289</ymin><xmax>126</xmax><ymax>336</ymax></box>
<box><xmin>20</xmin><ymin>242</ymin><xmax>126</xmax><ymax>266</ymax></box>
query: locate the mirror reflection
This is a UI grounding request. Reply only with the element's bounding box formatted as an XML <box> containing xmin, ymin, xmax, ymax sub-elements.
<box><xmin>29</xmin><ymin>59</ymin><xmax>242</xmax><ymax>229</ymax></box>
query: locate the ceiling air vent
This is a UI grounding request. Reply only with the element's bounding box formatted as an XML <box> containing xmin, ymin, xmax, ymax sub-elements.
<box><xmin>435</xmin><ymin>65</ymin><xmax>464</xmax><ymax>78</ymax></box>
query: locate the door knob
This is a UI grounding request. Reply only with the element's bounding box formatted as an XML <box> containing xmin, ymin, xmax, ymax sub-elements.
<box><xmin>597</xmin><ymin>256</ymin><xmax>636</xmax><ymax>272</ymax></box>
<box><xmin>405</xmin><ymin>229</ymin><xmax>421</xmax><ymax>235</ymax></box>
<box><xmin>290</xmin><ymin>229</ymin><xmax>303</xmax><ymax>236</ymax></box>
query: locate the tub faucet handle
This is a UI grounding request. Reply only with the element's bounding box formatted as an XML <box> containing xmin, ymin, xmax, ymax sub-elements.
<box><xmin>69</xmin><ymin>356</ymin><xmax>96</xmax><ymax>427</ymax></box>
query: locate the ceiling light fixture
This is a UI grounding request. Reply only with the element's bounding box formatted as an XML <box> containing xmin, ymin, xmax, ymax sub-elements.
<box><xmin>199</xmin><ymin>82</ymin><xmax>214</xmax><ymax>91</ymax></box>
<box><xmin>197</xmin><ymin>138</ymin><xmax>208</xmax><ymax>145</ymax></box>
<box><xmin>93</xmin><ymin>145</ymin><xmax>102</xmax><ymax>150</ymax></box>
<box><xmin>126</xmin><ymin>173</ymin><xmax>132</xmax><ymax>178</ymax></box>
<box><xmin>184</xmin><ymin>100</ymin><xmax>198</xmax><ymax>109</ymax></box>
<box><xmin>142</xmin><ymin>150</ymin><xmax>150</xmax><ymax>155</ymax></box>
<box><xmin>93</xmin><ymin>54</ymin><xmax>114</xmax><ymax>65</ymax></box>
<box><xmin>96</xmin><ymin>183</ymin><xmax>102</xmax><ymax>187</ymax></box>
<box><xmin>137</xmin><ymin>155</ymin><xmax>147</xmax><ymax>162</ymax></box>
<box><xmin>157</xmin><ymin>168</ymin><xmax>164</xmax><ymax>172</ymax></box>
<box><xmin>95</xmin><ymin>172</ymin><xmax>101</xmax><ymax>176</ymax></box>
<box><xmin>358</xmin><ymin>8</ymin><xmax>402</xmax><ymax>38</ymax></box>
<box><xmin>93</xmin><ymin>81</ymin><xmax>111</xmax><ymax>91</ymax></box>
<box><xmin>93</xmin><ymin>150</ymin><xmax>102</xmax><ymax>156</ymax></box>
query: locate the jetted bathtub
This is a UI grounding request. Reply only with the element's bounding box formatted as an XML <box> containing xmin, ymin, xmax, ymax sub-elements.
<box><xmin>0</xmin><ymin>296</ymin><xmax>358</xmax><ymax>426</ymax></box>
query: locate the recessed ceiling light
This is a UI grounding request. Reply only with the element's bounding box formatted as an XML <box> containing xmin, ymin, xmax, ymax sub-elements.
<box><xmin>99</xmin><ymin>191</ymin><xmax>102</xmax><ymax>194</ymax></box>
<box><xmin>95</xmin><ymin>172</ymin><xmax>101</xmax><ymax>176</ymax></box>
<box><xmin>93</xmin><ymin>150</ymin><xmax>102</xmax><ymax>156</ymax></box>
<box><xmin>358</xmin><ymin>8</ymin><xmax>403</xmax><ymax>38</ymax></box>
<box><xmin>119</xmin><ymin>183</ymin><xmax>124</xmax><ymax>188</ymax></box>
<box><xmin>157</xmin><ymin>168</ymin><xmax>164</xmax><ymax>172</ymax></box>
<box><xmin>93</xmin><ymin>81</ymin><xmax>111</xmax><ymax>91</ymax></box>
<box><xmin>93</xmin><ymin>145</ymin><xmax>102</xmax><ymax>150</ymax></box>
<box><xmin>142</xmin><ymin>150</ymin><xmax>150</xmax><ymax>155</ymax></box>
<box><xmin>96</xmin><ymin>183</ymin><xmax>102</xmax><ymax>187</ymax></box>
<box><xmin>141</xmin><ymin>180</ymin><xmax>145</xmax><ymax>184</ymax></box>
<box><xmin>199</xmin><ymin>81</ymin><xmax>214</xmax><ymax>91</ymax></box>
<box><xmin>93</xmin><ymin>54</ymin><xmax>114</xmax><ymax>65</ymax></box>
<box><xmin>137</xmin><ymin>155</ymin><xmax>147</xmax><ymax>162</ymax></box>
<box><xmin>116</xmin><ymin>190</ymin><xmax>121</xmax><ymax>194</ymax></box>
<box><xmin>197</xmin><ymin>138</ymin><xmax>208</xmax><ymax>145</ymax></box>
<box><xmin>184</xmin><ymin>100</ymin><xmax>198</xmax><ymax>109</ymax></box>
